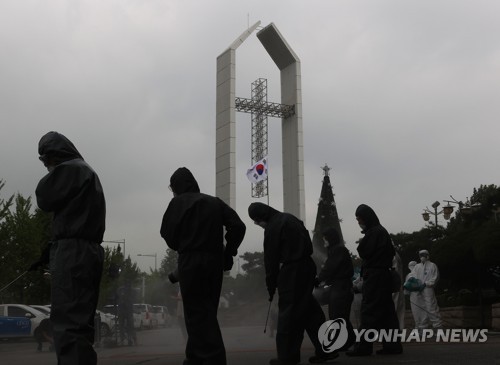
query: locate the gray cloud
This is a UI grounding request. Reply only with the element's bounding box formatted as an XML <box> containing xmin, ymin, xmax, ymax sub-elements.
<box><xmin>1</xmin><ymin>0</ymin><xmax>499</xmax><ymax>270</ymax></box>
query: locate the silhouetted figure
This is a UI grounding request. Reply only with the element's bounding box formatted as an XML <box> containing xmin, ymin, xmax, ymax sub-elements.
<box><xmin>346</xmin><ymin>204</ymin><xmax>402</xmax><ymax>357</ymax></box>
<box><xmin>118</xmin><ymin>282</ymin><xmax>137</xmax><ymax>345</ymax></box>
<box><xmin>35</xmin><ymin>318</ymin><xmax>54</xmax><ymax>352</ymax></box>
<box><xmin>32</xmin><ymin>131</ymin><xmax>105</xmax><ymax>365</ymax></box>
<box><xmin>248</xmin><ymin>202</ymin><xmax>336</xmax><ymax>365</ymax></box>
<box><xmin>317</xmin><ymin>227</ymin><xmax>355</xmax><ymax>352</ymax></box>
<box><xmin>161</xmin><ymin>167</ymin><xmax>246</xmax><ymax>365</ymax></box>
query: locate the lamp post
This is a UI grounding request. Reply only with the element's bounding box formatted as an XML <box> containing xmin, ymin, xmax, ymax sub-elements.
<box><xmin>102</xmin><ymin>239</ymin><xmax>126</xmax><ymax>257</ymax></box>
<box><xmin>422</xmin><ymin>201</ymin><xmax>443</xmax><ymax>227</ymax></box>
<box><xmin>137</xmin><ymin>253</ymin><xmax>157</xmax><ymax>271</ymax></box>
<box><xmin>442</xmin><ymin>195</ymin><xmax>481</xmax><ymax>218</ymax></box>
<box><xmin>422</xmin><ymin>195</ymin><xmax>482</xmax><ymax>225</ymax></box>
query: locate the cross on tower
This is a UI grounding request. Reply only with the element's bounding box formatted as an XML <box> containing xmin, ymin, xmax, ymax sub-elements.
<box><xmin>321</xmin><ymin>164</ymin><xmax>331</xmax><ymax>177</ymax></box>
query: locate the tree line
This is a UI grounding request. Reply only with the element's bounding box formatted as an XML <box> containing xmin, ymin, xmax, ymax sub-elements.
<box><xmin>1</xmin><ymin>179</ymin><xmax>499</xmax><ymax>311</ymax></box>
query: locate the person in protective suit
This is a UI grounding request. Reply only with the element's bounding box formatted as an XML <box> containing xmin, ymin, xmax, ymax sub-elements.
<box><xmin>118</xmin><ymin>281</ymin><xmax>137</xmax><ymax>346</ymax></box>
<box><xmin>346</xmin><ymin>204</ymin><xmax>402</xmax><ymax>356</ymax></box>
<box><xmin>316</xmin><ymin>227</ymin><xmax>355</xmax><ymax>352</ymax></box>
<box><xmin>160</xmin><ymin>167</ymin><xmax>246</xmax><ymax>365</ymax></box>
<box><xmin>413</xmin><ymin>250</ymin><xmax>442</xmax><ymax>329</ymax></box>
<box><xmin>404</xmin><ymin>260</ymin><xmax>429</xmax><ymax>330</ymax></box>
<box><xmin>248</xmin><ymin>202</ymin><xmax>335</xmax><ymax>365</ymax></box>
<box><xmin>30</xmin><ymin>131</ymin><xmax>106</xmax><ymax>365</ymax></box>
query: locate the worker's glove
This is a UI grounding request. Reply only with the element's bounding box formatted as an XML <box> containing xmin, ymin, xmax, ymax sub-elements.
<box><xmin>267</xmin><ymin>287</ymin><xmax>276</xmax><ymax>302</ymax></box>
<box><xmin>223</xmin><ymin>251</ymin><xmax>234</xmax><ymax>272</ymax></box>
<box><xmin>28</xmin><ymin>241</ymin><xmax>53</xmax><ymax>271</ymax></box>
<box><xmin>168</xmin><ymin>269</ymin><xmax>179</xmax><ymax>284</ymax></box>
<box><xmin>28</xmin><ymin>260</ymin><xmax>43</xmax><ymax>272</ymax></box>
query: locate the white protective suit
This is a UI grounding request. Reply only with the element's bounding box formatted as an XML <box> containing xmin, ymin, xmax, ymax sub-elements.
<box><xmin>412</xmin><ymin>251</ymin><xmax>442</xmax><ymax>328</ymax></box>
<box><xmin>405</xmin><ymin>261</ymin><xmax>429</xmax><ymax>329</ymax></box>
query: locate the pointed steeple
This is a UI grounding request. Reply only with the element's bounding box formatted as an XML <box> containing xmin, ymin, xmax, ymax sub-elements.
<box><xmin>311</xmin><ymin>164</ymin><xmax>344</xmax><ymax>269</ymax></box>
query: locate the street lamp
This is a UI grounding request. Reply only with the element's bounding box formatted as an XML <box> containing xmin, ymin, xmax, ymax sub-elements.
<box><xmin>422</xmin><ymin>201</ymin><xmax>443</xmax><ymax>226</ymax></box>
<box><xmin>102</xmin><ymin>239</ymin><xmax>126</xmax><ymax>257</ymax></box>
<box><xmin>422</xmin><ymin>195</ymin><xmax>483</xmax><ymax>225</ymax></box>
<box><xmin>137</xmin><ymin>253</ymin><xmax>157</xmax><ymax>271</ymax></box>
<box><xmin>442</xmin><ymin>195</ymin><xmax>481</xmax><ymax>218</ymax></box>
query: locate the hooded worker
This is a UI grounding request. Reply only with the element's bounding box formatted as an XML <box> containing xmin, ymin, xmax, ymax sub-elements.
<box><xmin>316</xmin><ymin>227</ymin><xmax>355</xmax><ymax>352</ymax></box>
<box><xmin>248</xmin><ymin>202</ymin><xmax>334</xmax><ymax>365</ymax></box>
<box><xmin>412</xmin><ymin>250</ymin><xmax>442</xmax><ymax>329</ymax></box>
<box><xmin>347</xmin><ymin>204</ymin><xmax>402</xmax><ymax>357</ymax></box>
<box><xmin>161</xmin><ymin>167</ymin><xmax>246</xmax><ymax>365</ymax></box>
<box><xmin>31</xmin><ymin>131</ymin><xmax>105</xmax><ymax>365</ymax></box>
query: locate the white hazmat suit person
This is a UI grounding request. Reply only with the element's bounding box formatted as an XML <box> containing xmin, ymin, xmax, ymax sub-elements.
<box><xmin>412</xmin><ymin>250</ymin><xmax>442</xmax><ymax>328</ymax></box>
<box><xmin>404</xmin><ymin>261</ymin><xmax>428</xmax><ymax>330</ymax></box>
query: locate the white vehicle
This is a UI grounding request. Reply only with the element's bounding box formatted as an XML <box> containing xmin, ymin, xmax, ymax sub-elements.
<box><xmin>30</xmin><ymin>305</ymin><xmax>51</xmax><ymax>316</ymax></box>
<box><xmin>0</xmin><ymin>304</ymin><xmax>48</xmax><ymax>338</ymax></box>
<box><xmin>102</xmin><ymin>304</ymin><xmax>141</xmax><ymax>330</ymax></box>
<box><xmin>152</xmin><ymin>306</ymin><xmax>171</xmax><ymax>327</ymax></box>
<box><xmin>96</xmin><ymin>309</ymin><xmax>117</xmax><ymax>337</ymax></box>
<box><xmin>133</xmin><ymin>303</ymin><xmax>156</xmax><ymax>329</ymax></box>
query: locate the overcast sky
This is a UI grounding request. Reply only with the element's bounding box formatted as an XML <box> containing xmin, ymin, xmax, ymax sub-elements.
<box><xmin>1</xmin><ymin>1</ymin><xmax>499</xmax><ymax>273</ymax></box>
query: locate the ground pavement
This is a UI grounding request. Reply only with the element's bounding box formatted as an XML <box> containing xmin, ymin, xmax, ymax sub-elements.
<box><xmin>1</xmin><ymin>326</ymin><xmax>499</xmax><ymax>365</ymax></box>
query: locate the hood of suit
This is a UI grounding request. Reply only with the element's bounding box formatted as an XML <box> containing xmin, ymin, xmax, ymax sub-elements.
<box><xmin>170</xmin><ymin>167</ymin><xmax>200</xmax><ymax>195</ymax></box>
<box><xmin>247</xmin><ymin>202</ymin><xmax>279</xmax><ymax>223</ymax></box>
<box><xmin>355</xmin><ymin>204</ymin><xmax>380</xmax><ymax>230</ymax></box>
<box><xmin>38</xmin><ymin>131</ymin><xmax>83</xmax><ymax>164</ymax></box>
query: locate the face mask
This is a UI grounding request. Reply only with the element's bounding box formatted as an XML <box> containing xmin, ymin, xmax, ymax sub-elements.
<box><xmin>359</xmin><ymin>224</ymin><xmax>366</xmax><ymax>231</ymax></box>
<box><xmin>420</xmin><ymin>256</ymin><xmax>428</xmax><ymax>263</ymax></box>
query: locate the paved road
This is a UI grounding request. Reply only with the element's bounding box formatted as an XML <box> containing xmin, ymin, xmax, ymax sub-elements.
<box><xmin>1</xmin><ymin>326</ymin><xmax>500</xmax><ymax>365</ymax></box>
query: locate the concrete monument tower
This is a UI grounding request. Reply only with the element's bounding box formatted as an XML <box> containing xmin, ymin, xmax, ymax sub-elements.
<box><xmin>215</xmin><ymin>22</ymin><xmax>305</xmax><ymax>220</ymax></box>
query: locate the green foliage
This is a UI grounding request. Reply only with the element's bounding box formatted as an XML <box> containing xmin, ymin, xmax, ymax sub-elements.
<box><xmin>221</xmin><ymin>251</ymin><xmax>267</xmax><ymax>304</ymax></box>
<box><xmin>394</xmin><ymin>184</ymin><xmax>500</xmax><ymax>301</ymax></box>
<box><xmin>0</xmin><ymin>182</ymin><xmax>52</xmax><ymax>304</ymax></box>
<box><xmin>98</xmin><ymin>247</ymin><xmax>141</xmax><ymax>307</ymax></box>
<box><xmin>240</xmin><ymin>251</ymin><xmax>265</xmax><ymax>274</ymax></box>
<box><xmin>159</xmin><ymin>248</ymin><xmax>177</xmax><ymax>279</ymax></box>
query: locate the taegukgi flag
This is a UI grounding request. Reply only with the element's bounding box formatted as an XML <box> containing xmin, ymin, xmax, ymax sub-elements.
<box><xmin>246</xmin><ymin>157</ymin><xmax>268</xmax><ymax>183</ymax></box>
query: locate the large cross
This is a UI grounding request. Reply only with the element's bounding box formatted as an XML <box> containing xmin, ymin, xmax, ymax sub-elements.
<box><xmin>236</xmin><ymin>78</ymin><xmax>295</xmax><ymax>198</ymax></box>
<box><xmin>216</xmin><ymin>22</ymin><xmax>305</xmax><ymax>221</ymax></box>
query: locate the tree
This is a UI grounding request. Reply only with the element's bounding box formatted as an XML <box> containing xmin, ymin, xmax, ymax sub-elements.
<box><xmin>159</xmin><ymin>248</ymin><xmax>177</xmax><ymax>279</ymax></box>
<box><xmin>221</xmin><ymin>251</ymin><xmax>267</xmax><ymax>303</ymax></box>
<box><xmin>311</xmin><ymin>166</ymin><xmax>344</xmax><ymax>270</ymax></box>
<box><xmin>98</xmin><ymin>247</ymin><xmax>141</xmax><ymax>308</ymax></box>
<box><xmin>0</xmin><ymin>183</ymin><xmax>52</xmax><ymax>304</ymax></box>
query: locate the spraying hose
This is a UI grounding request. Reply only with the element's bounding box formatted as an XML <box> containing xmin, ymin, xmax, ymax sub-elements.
<box><xmin>264</xmin><ymin>298</ymin><xmax>273</xmax><ymax>334</ymax></box>
<box><xmin>0</xmin><ymin>271</ymin><xmax>28</xmax><ymax>294</ymax></box>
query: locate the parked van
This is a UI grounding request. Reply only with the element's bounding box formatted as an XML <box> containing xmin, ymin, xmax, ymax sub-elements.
<box><xmin>152</xmin><ymin>305</ymin><xmax>171</xmax><ymax>327</ymax></box>
<box><xmin>133</xmin><ymin>304</ymin><xmax>156</xmax><ymax>329</ymax></box>
<box><xmin>101</xmin><ymin>304</ymin><xmax>141</xmax><ymax>330</ymax></box>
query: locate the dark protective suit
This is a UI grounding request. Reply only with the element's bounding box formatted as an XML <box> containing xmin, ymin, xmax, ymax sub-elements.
<box><xmin>36</xmin><ymin>131</ymin><xmax>105</xmax><ymax>365</ymax></box>
<box><xmin>354</xmin><ymin>204</ymin><xmax>401</xmax><ymax>354</ymax></box>
<box><xmin>317</xmin><ymin>228</ymin><xmax>355</xmax><ymax>350</ymax></box>
<box><xmin>160</xmin><ymin>167</ymin><xmax>246</xmax><ymax>365</ymax></box>
<box><xmin>118</xmin><ymin>283</ymin><xmax>136</xmax><ymax>345</ymax></box>
<box><xmin>248</xmin><ymin>203</ymin><xmax>327</xmax><ymax>364</ymax></box>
